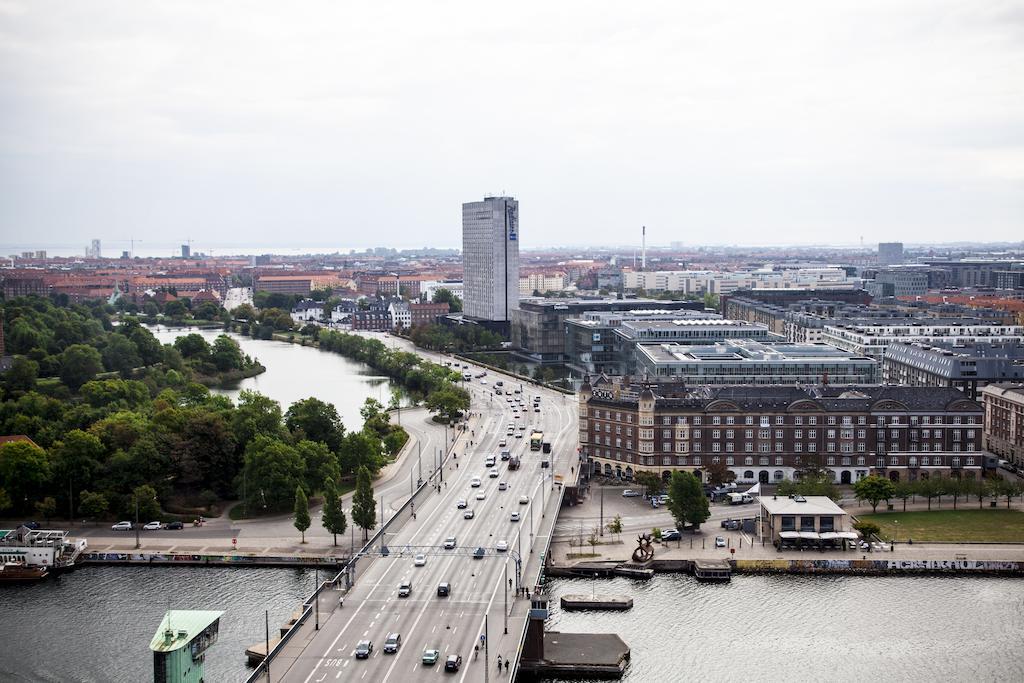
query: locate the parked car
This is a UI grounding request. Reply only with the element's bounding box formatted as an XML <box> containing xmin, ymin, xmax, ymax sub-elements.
<box><xmin>398</xmin><ymin>581</ymin><xmax>412</xmax><ymax>597</ymax></box>
<box><xmin>496</xmin><ymin>539</ymin><xmax>509</xmax><ymax>552</ymax></box>
<box><xmin>621</xmin><ymin>489</ymin><xmax>640</xmax><ymax>497</ymax></box>
<box><xmin>444</xmin><ymin>654</ymin><xmax>462</xmax><ymax>672</ymax></box>
<box><xmin>422</xmin><ymin>648</ymin><xmax>440</xmax><ymax>665</ymax></box>
<box><xmin>166</xmin><ymin>521</ymin><xmax>184</xmax><ymax>530</ymax></box>
<box><xmin>143</xmin><ymin>521</ymin><xmax>162</xmax><ymax>531</ymax></box>
<box><xmin>355</xmin><ymin>640</ymin><xmax>373</xmax><ymax>658</ymax></box>
<box><xmin>510</xmin><ymin>512</ymin><xmax>521</xmax><ymax>522</ymax></box>
<box><xmin>414</xmin><ymin>553</ymin><xmax>427</xmax><ymax>567</ymax></box>
<box><xmin>437</xmin><ymin>582</ymin><xmax>451</xmax><ymax>597</ymax></box>
<box><xmin>662</xmin><ymin>529</ymin><xmax>682</xmax><ymax>541</ymax></box>
<box><xmin>715</xmin><ymin>536</ymin><xmax>727</xmax><ymax>548</ymax></box>
<box><xmin>111</xmin><ymin>521</ymin><xmax>133</xmax><ymax>531</ymax></box>
<box><xmin>444</xmin><ymin>536</ymin><xmax>457</xmax><ymax>549</ymax></box>
<box><xmin>383</xmin><ymin>633</ymin><xmax>401</xmax><ymax>654</ymax></box>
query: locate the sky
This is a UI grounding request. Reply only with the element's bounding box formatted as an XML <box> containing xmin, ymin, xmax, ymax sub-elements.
<box><xmin>0</xmin><ymin>1</ymin><xmax>1022</xmax><ymax>254</ymax></box>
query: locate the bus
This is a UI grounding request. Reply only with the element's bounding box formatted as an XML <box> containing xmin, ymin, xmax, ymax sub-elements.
<box><xmin>530</xmin><ymin>432</ymin><xmax>543</xmax><ymax>451</ymax></box>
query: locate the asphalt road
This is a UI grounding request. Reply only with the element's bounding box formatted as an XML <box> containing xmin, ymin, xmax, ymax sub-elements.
<box><xmin>273</xmin><ymin>346</ymin><xmax>578</xmax><ymax>682</ymax></box>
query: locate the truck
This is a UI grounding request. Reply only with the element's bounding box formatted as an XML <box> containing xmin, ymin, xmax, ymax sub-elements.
<box><xmin>530</xmin><ymin>432</ymin><xmax>543</xmax><ymax>451</ymax></box>
<box><xmin>727</xmin><ymin>492</ymin><xmax>753</xmax><ymax>505</ymax></box>
<box><xmin>508</xmin><ymin>455</ymin><xmax>521</xmax><ymax>470</ymax></box>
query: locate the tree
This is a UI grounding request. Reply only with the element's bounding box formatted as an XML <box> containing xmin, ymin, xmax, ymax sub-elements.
<box><xmin>852</xmin><ymin>521</ymin><xmax>881</xmax><ymax>540</ymax></box>
<box><xmin>777</xmin><ymin>472</ymin><xmax>841</xmax><ymax>502</ymax></box>
<box><xmin>892</xmin><ymin>481</ymin><xmax>915</xmax><ymax>512</ymax></box>
<box><xmin>352</xmin><ymin>465</ymin><xmax>376</xmax><ymax>541</ymax></box>
<box><xmin>293</xmin><ymin>485</ymin><xmax>311</xmax><ymax>543</ymax></box>
<box><xmin>666</xmin><ymin>470</ymin><xmax>711</xmax><ymax>531</ymax></box>
<box><xmin>232</xmin><ymin>390</ymin><xmax>288</xmax><ymax>446</ymax></box>
<box><xmin>241</xmin><ymin>436</ymin><xmax>306</xmax><ymax>512</ymax></box>
<box><xmin>916</xmin><ymin>477</ymin><xmax>941</xmax><ymax>510</ymax></box>
<box><xmin>703</xmin><ymin>459</ymin><xmax>736</xmax><ymax>487</ymax></box>
<box><xmin>633</xmin><ymin>471</ymin><xmax>663</xmax><ymax>497</ymax></box>
<box><xmin>132</xmin><ymin>484</ymin><xmax>161</xmax><ymax>520</ymax></box>
<box><xmin>0</xmin><ymin>440</ymin><xmax>51</xmax><ymax>513</ymax></box>
<box><xmin>853</xmin><ymin>475</ymin><xmax>896</xmax><ymax>513</ymax></box>
<box><xmin>102</xmin><ymin>333</ymin><xmax>142</xmax><ymax>377</ymax></box>
<box><xmin>606</xmin><ymin>514</ymin><xmax>623</xmax><ymax>541</ymax></box>
<box><xmin>211</xmin><ymin>335</ymin><xmax>245</xmax><ymax>371</ymax></box>
<box><xmin>78</xmin><ymin>490</ymin><xmax>109</xmax><ymax>520</ymax></box>
<box><xmin>297</xmin><ymin>440</ymin><xmax>340</xmax><ymax>495</ymax></box>
<box><xmin>322</xmin><ymin>479</ymin><xmax>347</xmax><ymax>546</ymax></box>
<box><xmin>5</xmin><ymin>356</ymin><xmax>39</xmax><ymax>393</ymax></box>
<box><xmin>285</xmin><ymin>397</ymin><xmax>345</xmax><ymax>452</ymax></box>
<box><xmin>174</xmin><ymin>333</ymin><xmax>211</xmax><ymax>359</ymax></box>
<box><xmin>431</xmin><ymin>288</ymin><xmax>462</xmax><ymax>313</ymax></box>
<box><xmin>59</xmin><ymin>344</ymin><xmax>103</xmax><ymax>390</ymax></box>
<box><xmin>424</xmin><ymin>386</ymin><xmax>470</xmax><ymax>424</ymax></box>
<box><xmin>35</xmin><ymin>496</ymin><xmax>57</xmax><ymax>523</ymax></box>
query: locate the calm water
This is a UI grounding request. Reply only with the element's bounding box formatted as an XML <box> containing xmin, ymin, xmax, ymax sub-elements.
<box><xmin>0</xmin><ymin>566</ymin><xmax>312</xmax><ymax>683</ymax></box>
<box><xmin>544</xmin><ymin>574</ymin><xmax>1024</xmax><ymax>682</ymax></box>
<box><xmin>150</xmin><ymin>326</ymin><xmax>409</xmax><ymax>431</ymax></box>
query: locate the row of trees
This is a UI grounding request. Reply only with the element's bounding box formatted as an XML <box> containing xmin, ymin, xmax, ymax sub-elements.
<box><xmin>294</xmin><ymin>464</ymin><xmax>379</xmax><ymax>545</ymax></box>
<box><xmin>852</xmin><ymin>474</ymin><xmax>1024</xmax><ymax>513</ymax></box>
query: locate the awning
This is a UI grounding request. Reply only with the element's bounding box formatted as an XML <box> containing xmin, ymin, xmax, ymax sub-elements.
<box><xmin>798</xmin><ymin>531</ymin><xmax>820</xmax><ymax>540</ymax></box>
<box><xmin>837</xmin><ymin>531</ymin><xmax>859</xmax><ymax>540</ymax></box>
<box><xmin>744</xmin><ymin>482</ymin><xmax>761</xmax><ymax>496</ymax></box>
<box><xmin>778</xmin><ymin>531</ymin><xmax>801</xmax><ymax>539</ymax></box>
<box><xmin>818</xmin><ymin>532</ymin><xmax>840</xmax><ymax>540</ymax></box>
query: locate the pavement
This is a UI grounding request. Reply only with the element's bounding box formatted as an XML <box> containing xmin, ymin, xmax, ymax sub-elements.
<box><xmin>260</xmin><ymin>334</ymin><xmax>580</xmax><ymax>683</ymax></box>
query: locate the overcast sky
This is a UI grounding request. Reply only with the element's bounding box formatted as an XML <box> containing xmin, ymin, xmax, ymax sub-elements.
<box><xmin>1</xmin><ymin>1</ymin><xmax>1021</xmax><ymax>254</ymax></box>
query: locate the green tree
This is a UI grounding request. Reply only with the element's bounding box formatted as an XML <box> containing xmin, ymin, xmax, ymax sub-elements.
<box><xmin>297</xmin><ymin>439</ymin><xmax>340</xmax><ymax>495</ymax></box>
<box><xmin>132</xmin><ymin>484</ymin><xmax>161</xmax><ymax>521</ymax></box>
<box><xmin>174</xmin><ymin>333</ymin><xmax>211</xmax><ymax>359</ymax></box>
<box><xmin>59</xmin><ymin>344</ymin><xmax>103</xmax><ymax>390</ymax></box>
<box><xmin>79</xmin><ymin>490</ymin><xmax>109</xmax><ymax>520</ymax></box>
<box><xmin>232</xmin><ymin>390</ymin><xmax>288</xmax><ymax>446</ymax></box>
<box><xmin>852</xmin><ymin>521</ymin><xmax>881</xmax><ymax>540</ymax></box>
<box><xmin>666</xmin><ymin>470</ymin><xmax>710</xmax><ymax>531</ymax></box>
<box><xmin>853</xmin><ymin>475</ymin><xmax>896</xmax><ymax>513</ymax></box>
<box><xmin>321</xmin><ymin>479</ymin><xmax>347</xmax><ymax>546</ymax></box>
<box><xmin>129</xmin><ymin>327</ymin><xmax>164</xmax><ymax>366</ymax></box>
<box><xmin>424</xmin><ymin>386</ymin><xmax>470</xmax><ymax>424</ymax></box>
<box><xmin>0</xmin><ymin>488</ymin><xmax>11</xmax><ymax>512</ymax></box>
<box><xmin>915</xmin><ymin>477</ymin><xmax>941</xmax><ymax>510</ymax></box>
<box><xmin>102</xmin><ymin>333</ymin><xmax>142</xmax><ymax>377</ymax></box>
<box><xmin>211</xmin><ymin>335</ymin><xmax>245</xmax><ymax>371</ymax></box>
<box><xmin>606</xmin><ymin>513</ymin><xmax>623</xmax><ymax>541</ymax></box>
<box><xmin>293</xmin><ymin>485</ymin><xmax>311</xmax><ymax>543</ymax></box>
<box><xmin>5</xmin><ymin>356</ymin><xmax>39</xmax><ymax>393</ymax></box>
<box><xmin>241</xmin><ymin>436</ymin><xmax>306</xmax><ymax>512</ymax></box>
<box><xmin>777</xmin><ymin>472</ymin><xmax>841</xmax><ymax>502</ymax></box>
<box><xmin>633</xmin><ymin>471</ymin><xmax>663</xmax><ymax>497</ymax></box>
<box><xmin>34</xmin><ymin>496</ymin><xmax>57</xmax><ymax>523</ymax></box>
<box><xmin>352</xmin><ymin>465</ymin><xmax>376</xmax><ymax>541</ymax></box>
<box><xmin>285</xmin><ymin>397</ymin><xmax>345</xmax><ymax>452</ymax></box>
<box><xmin>703</xmin><ymin>459</ymin><xmax>736</xmax><ymax>487</ymax></box>
<box><xmin>431</xmin><ymin>288</ymin><xmax>462</xmax><ymax>313</ymax></box>
<box><xmin>892</xmin><ymin>480</ymin><xmax>915</xmax><ymax>512</ymax></box>
<box><xmin>338</xmin><ymin>430</ymin><xmax>385</xmax><ymax>477</ymax></box>
<box><xmin>0</xmin><ymin>440</ymin><xmax>51</xmax><ymax>513</ymax></box>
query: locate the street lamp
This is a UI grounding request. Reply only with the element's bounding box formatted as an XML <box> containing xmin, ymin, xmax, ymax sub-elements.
<box><xmin>893</xmin><ymin>520</ymin><xmax>899</xmax><ymax>547</ymax></box>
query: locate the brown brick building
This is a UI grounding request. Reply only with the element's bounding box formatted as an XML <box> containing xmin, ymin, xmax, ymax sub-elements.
<box><xmin>579</xmin><ymin>377</ymin><xmax>984</xmax><ymax>486</ymax></box>
<box><xmin>409</xmin><ymin>301</ymin><xmax>450</xmax><ymax>327</ymax></box>
<box><xmin>982</xmin><ymin>383</ymin><xmax>1024</xmax><ymax>469</ymax></box>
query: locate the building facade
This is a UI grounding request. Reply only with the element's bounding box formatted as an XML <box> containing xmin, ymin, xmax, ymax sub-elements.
<box><xmin>579</xmin><ymin>379</ymin><xmax>984</xmax><ymax>485</ymax></box>
<box><xmin>877</xmin><ymin>242</ymin><xmax>904</xmax><ymax>265</ymax></box>
<box><xmin>882</xmin><ymin>341</ymin><xmax>1024</xmax><ymax>398</ymax></box>
<box><xmin>981</xmin><ymin>383</ymin><xmax>1024</xmax><ymax>469</ymax></box>
<box><xmin>409</xmin><ymin>301</ymin><xmax>450</xmax><ymax>327</ymax></box>
<box><xmin>462</xmin><ymin>196</ymin><xmax>519</xmax><ymax>324</ymax></box>
<box><xmin>823</xmin><ymin>321</ymin><xmax>1024</xmax><ymax>363</ymax></box>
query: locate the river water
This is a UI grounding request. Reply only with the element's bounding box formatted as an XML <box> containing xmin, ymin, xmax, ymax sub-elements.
<box><xmin>543</xmin><ymin>574</ymin><xmax>1024</xmax><ymax>682</ymax></box>
<box><xmin>149</xmin><ymin>326</ymin><xmax>408</xmax><ymax>431</ymax></box>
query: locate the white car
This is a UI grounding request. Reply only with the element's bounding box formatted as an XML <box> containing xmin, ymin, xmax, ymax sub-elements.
<box><xmin>470</xmin><ymin>477</ymin><xmax>482</xmax><ymax>488</ymax></box>
<box><xmin>143</xmin><ymin>521</ymin><xmax>162</xmax><ymax>531</ymax></box>
<box><xmin>499</xmin><ymin>439</ymin><xmax>507</xmax><ymax>447</ymax></box>
<box><xmin>496</xmin><ymin>540</ymin><xmax>509</xmax><ymax>552</ymax></box>
<box><xmin>414</xmin><ymin>553</ymin><xmax>427</xmax><ymax>566</ymax></box>
<box><xmin>519</xmin><ymin>495</ymin><xmax>529</xmax><ymax>504</ymax></box>
<box><xmin>489</xmin><ymin>470</ymin><xmax>499</xmax><ymax>478</ymax></box>
<box><xmin>621</xmin><ymin>489</ymin><xmax>641</xmax><ymax>497</ymax></box>
<box><xmin>480</xmin><ymin>380</ymin><xmax>487</xmax><ymax>384</ymax></box>
<box><xmin>715</xmin><ymin>536</ymin><xmax>727</xmax><ymax>548</ymax></box>
<box><xmin>498</xmin><ymin>482</ymin><xmax>508</xmax><ymax>491</ymax></box>
<box><xmin>510</xmin><ymin>512</ymin><xmax>521</xmax><ymax>522</ymax></box>
<box><xmin>515</xmin><ymin>433</ymin><xmax>523</xmax><ymax>439</ymax></box>
<box><xmin>444</xmin><ymin>536</ymin><xmax>457</xmax><ymax>549</ymax></box>
<box><xmin>476</xmin><ymin>492</ymin><xmax>486</xmax><ymax>500</ymax></box>
<box><xmin>111</xmin><ymin>521</ymin><xmax>132</xmax><ymax>531</ymax></box>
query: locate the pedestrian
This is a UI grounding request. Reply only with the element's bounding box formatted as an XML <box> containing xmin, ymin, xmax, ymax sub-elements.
<box><xmin>497</xmin><ymin>656</ymin><xmax>502</xmax><ymax>673</ymax></box>
<box><xmin>509</xmin><ymin>578</ymin><xmax>513</xmax><ymax>590</ymax></box>
<box><xmin>505</xmin><ymin>660</ymin><xmax>509</xmax><ymax>674</ymax></box>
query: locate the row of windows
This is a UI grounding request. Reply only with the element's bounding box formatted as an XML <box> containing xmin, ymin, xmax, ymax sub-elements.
<box><xmin>588</xmin><ymin>408</ymin><xmax>980</xmax><ymax>426</ymax></box>
<box><xmin>588</xmin><ymin>451</ymin><xmax>977</xmax><ymax>468</ymax></box>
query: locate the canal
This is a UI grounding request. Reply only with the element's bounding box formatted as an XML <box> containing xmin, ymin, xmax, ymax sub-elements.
<box><xmin>149</xmin><ymin>325</ymin><xmax>410</xmax><ymax>431</ymax></box>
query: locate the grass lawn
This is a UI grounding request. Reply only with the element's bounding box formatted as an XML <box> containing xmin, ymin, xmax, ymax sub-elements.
<box><xmin>858</xmin><ymin>509</ymin><xmax>1024</xmax><ymax>543</ymax></box>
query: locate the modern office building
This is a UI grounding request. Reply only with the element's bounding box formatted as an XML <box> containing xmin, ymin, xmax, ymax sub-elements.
<box><xmin>868</xmin><ymin>267</ymin><xmax>929</xmax><ymax>298</ymax></box>
<box><xmin>877</xmin><ymin>242</ymin><xmax>904</xmax><ymax>265</ymax></box>
<box><xmin>635</xmin><ymin>340</ymin><xmax>879</xmax><ymax>385</ymax></box>
<box><xmin>981</xmin><ymin>383</ymin><xmax>1024</xmax><ymax>469</ymax></box>
<box><xmin>623</xmin><ymin>267</ymin><xmax>856</xmax><ymax>295</ymax></box>
<box><xmin>883</xmin><ymin>341</ymin><xmax>1024</xmax><ymax>398</ymax></box>
<box><xmin>462</xmin><ymin>196</ymin><xmax>519</xmax><ymax>329</ymax></box>
<box><xmin>579</xmin><ymin>378</ymin><xmax>984</xmax><ymax>484</ymax></box>
<box><xmin>822</xmin><ymin>321</ymin><xmax>1024</xmax><ymax>362</ymax></box>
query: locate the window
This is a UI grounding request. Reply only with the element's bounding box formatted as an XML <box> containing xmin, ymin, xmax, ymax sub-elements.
<box><xmin>693</xmin><ymin>429</ymin><xmax>701</xmax><ymax>439</ymax></box>
<box><xmin>800</xmin><ymin>516</ymin><xmax>816</xmax><ymax>531</ymax></box>
<box><xmin>889</xmin><ymin>456</ymin><xmax>899</xmax><ymax>466</ymax></box>
<box><xmin>952</xmin><ymin>457</ymin><xmax>961</xmax><ymax>468</ymax></box>
<box><xmin>827</xmin><ymin>429</ymin><xmax>836</xmax><ymax>439</ymax></box>
<box><xmin>693</xmin><ymin>416</ymin><xmax>702</xmax><ymax>425</ymax></box>
<box><xmin>781</xmin><ymin>516</ymin><xmax>796</xmax><ymax>531</ymax></box>
<box><xmin>760</xmin><ymin>416</ymin><xmax>770</xmax><ymax>427</ymax></box>
<box><xmin>663</xmin><ymin>443</ymin><xmax>671</xmax><ymax>452</ymax></box>
<box><xmin>726</xmin><ymin>416</ymin><xmax>735</xmax><ymax>425</ymax></box>
<box><xmin>745</xmin><ymin>443</ymin><xmax>753</xmax><ymax>452</ymax></box>
<box><xmin>828</xmin><ymin>416</ymin><xmax>837</xmax><ymax>425</ymax></box>
<box><xmin>616</xmin><ymin>425</ymin><xmax>622</xmax><ymax>435</ymax></box>
<box><xmin>775</xmin><ymin>443</ymin><xmax>784</xmax><ymax>452</ymax></box>
<box><xmin>809</xmin><ymin>430</ymin><xmax>817</xmax><ymax>439</ymax></box>
<box><xmin>726</xmin><ymin>456</ymin><xmax>735</xmax><ymax>465</ymax></box>
<box><xmin>663</xmin><ymin>429</ymin><xmax>671</xmax><ymax>438</ymax></box>
<box><xmin>775</xmin><ymin>430</ymin><xmax>783</xmax><ymax>439</ymax></box>
<box><xmin>760</xmin><ymin>456</ymin><xmax>769</xmax><ymax>465</ymax></box>
<box><xmin>712</xmin><ymin>456</ymin><xmax>721</xmax><ymax>464</ymax></box>
<box><xmin>827</xmin><ymin>456</ymin><xmax>835</xmax><ymax>465</ymax></box>
<box><xmin>795</xmin><ymin>430</ymin><xmax>803</xmax><ymax>439</ymax></box>
<box><xmin>966</xmin><ymin>457</ymin><xmax>976</xmax><ymax>466</ymax></box>
<box><xmin>745</xmin><ymin>456</ymin><xmax>753</xmax><ymax>465</ymax></box>
<box><xmin>745</xmin><ymin>416</ymin><xmax>754</xmax><ymax>425</ymax></box>
<box><xmin>713</xmin><ymin>443</ymin><xmax>721</xmax><ymax>452</ymax></box>
<box><xmin>808</xmin><ymin>443</ymin><xmax>817</xmax><ymax>452</ymax></box>
<box><xmin>677</xmin><ymin>416</ymin><xmax>688</xmax><ymax>425</ymax></box>
<box><xmin>794</xmin><ymin>443</ymin><xmax>803</xmax><ymax>452</ymax></box>
<box><xmin>745</xmin><ymin>429</ymin><xmax>754</xmax><ymax>439</ymax></box>
<box><xmin>775</xmin><ymin>416</ymin><xmax>784</xmax><ymax>425</ymax></box>
<box><xmin>775</xmin><ymin>456</ymin><xmax>783</xmax><ymax>465</ymax></box>
<box><xmin>759</xmin><ymin>430</ymin><xmax>770</xmax><ymax>439</ymax></box>
<box><xmin>726</xmin><ymin>430</ymin><xmax>734</xmax><ymax>439</ymax></box>
<box><xmin>759</xmin><ymin>443</ymin><xmax>770</xmax><ymax>453</ymax></box>
<box><xmin>726</xmin><ymin>442</ymin><xmax>735</xmax><ymax>452</ymax></box>
<box><xmin>662</xmin><ymin>416</ymin><xmax>671</xmax><ymax>425</ymax></box>
<box><xmin>857</xmin><ymin>456</ymin><xmax>865</xmax><ymax>466</ymax></box>
<box><xmin>713</xmin><ymin>416</ymin><xmax>721</xmax><ymax>425</ymax></box>
<box><xmin>794</xmin><ymin>416</ymin><xmax>804</xmax><ymax>426</ymax></box>
<box><xmin>693</xmin><ymin>444</ymin><xmax>701</xmax><ymax>453</ymax></box>
<box><xmin>820</xmin><ymin>516</ymin><xmax>835</xmax><ymax>532</ymax></box>
<box><xmin>712</xmin><ymin>430</ymin><xmax>721</xmax><ymax>439</ymax></box>
<box><xmin>692</xmin><ymin>456</ymin><xmax>701</xmax><ymax>465</ymax></box>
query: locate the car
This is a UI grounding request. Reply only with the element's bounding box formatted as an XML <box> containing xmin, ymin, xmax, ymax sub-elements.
<box><xmin>510</xmin><ymin>512</ymin><xmax>521</xmax><ymax>522</ymax></box>
<box><xmin>166</xmin><ymin>521</ymin><xmax>184</xmax><ymax>530</ymax></box>
<box><xmin>507</xmin><ymin>423</ymin><xmax>515</xmax><ymax>430</ymax></box>
<box><xmin>662</xmin><ymin>529</ymin><xmax>682</xmax><ymax>541</ymax></box>
<box><xmin>500</xmin><ymin>450</ymin><xmax>511</xmax><ymax>460</ymax></box>
<box><xmin>437</xmin><ymin>582</ymin><xmax>451</xmax><ymax>597</ymax></box>
<box><xmin>485</xmin><ymin>456</ymin><xmax>496</xmax><ymax>467</ymax></box>
<box><xmin>518</xmin><ymin>424</ymin><xmax>526</xmax><ymax>430</ymax></box>
<box><xmin>414</xmin><ymin>553</ymin><xmax>427</xmax><ymax>566</ymax></box>
<box><xmin>473</xmin><ymin>546</ymin><xmax>485</xmax><ymax>559</ymax></box>
<box><xmin>111</xmin><ymin>521</ymin><xmax>133</xmax><ymax>531</ymax></box>
<box><xmin>444</xmin><ymin>536</ymin><xmax>457</xmax><ymax>549</ymax></box>
<box><xmin>422</xmin><ymin>648</ymin><xmax>441</xmax><ymax>665</ymax></box>
<box><xmin>464</xmin><ymin>509</ymin><xmax>475</xmax><ymax>519</ymax></box>
<box><xmin>470</xmin><ymin>477</ymin><xmax>482</xmax><ymax>488</ymax></box>
<box><xmin>480</xmin><ymin>379</ymin><xmax>487</xmax><ymax>384</ymax></box>
<box><xmin>355</xmin><ymin>640</ymin><xmax>373</xmax><ymax>658</ymax></box>
<box><xmin>383</xmin><ymin>633</ymin><xmax>401</xmax><ymax>654</ymax></box>
<box><xmin>398</xmin><ymin>581</ymin><xmax>412</xmax><ymax>597</ymax></box>
<box><xmin>476</xmin><ymin>492</ymin><xmax>486</xmax><ymax>500</ymax></box>
<box><xmin>534</xmin><ymin>407</ymin><xmax>540</xmax><ymax>412</ymax></box>
<box><xmin>515</xmin><ymin>433</ymin><xmax>523</xmax><ymax>439</ymax></box>
<box><xmin>621</xmin><ymin>489</ymin><xmax>641</xmax><ymax>497</ymax></box>
<box><xmin>496</xmin><ymin>539</ymin><xmax>508</xmax><ymax>552</ymax></box>
<box><xmin>489</xmin><ymin>470</ymin><xmax>499</xmax><ymax>478</ymax></box>
<box><xmin>715</xmin><ymin>536</ymin><xmax>727</xmax><ymax>548</ymax></box>
<box><xmin>496</xmin><ymin>380</ymin><xmax>503</xmax><ymax>386</ymax></box>
<box><xmin>498</xmin><ymin>481</ymin><xmax>508</xmax><ymax>491</ymax></box>
<box><xmin>499</xmin><ymin>439</ymin><xmax>507</xmax><ymax>447</ymax></box>
<box><xmin>444</xmin><ymin>654</ymin><xmax>462</xmax><ymax>672</ymax></box>
<box><xmin>541</xmin><ymin>460</ymin><xmax>550</xmax><ymax>468</ymax></box>
<box><xmin>456</xmin><ymin>499</ymin><xmax>468</xmax><ymax>509</ymax></box>
<box><xmin>143</xmin><ymin>521</ymin><xmax>162</xmax><ymax>531</ymax></box>
<box><xmin>519</xmin><ymin>495</ymin><xmax>529</xmax><ymax>504</ymax></box>
<box><xmin>513</xmin><ymin>388</ymin><xmax>521</xmax><ymax>394</ymax></box>
<box><xmin>21</xmin><ymin>521</ymin><xmax>40</xmax><ymax>530</ymax></box>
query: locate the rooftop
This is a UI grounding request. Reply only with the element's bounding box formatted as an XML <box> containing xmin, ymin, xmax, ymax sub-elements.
<box><xmin>758</xmin><ymin>495</ymin><xmax>847</xmax><ymax>516</ymax></box>
<box><xmin>149</xmin><ymin>610</ymin><xmax>224</xmax><ymax>653</ymax></box>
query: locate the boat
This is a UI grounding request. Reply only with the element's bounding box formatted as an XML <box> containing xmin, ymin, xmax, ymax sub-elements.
<box><xmin>0</xmin><ymin>526</ymin><xmax>88</xmax><ymax>577</ymax></box>
<box><xmin>0</xmin><ymin>561</ymin><xmax>49</xmax><ymax>582</ymax></box>
<box><xmin>693</xmin><ymin>559</ymin><xmax>732</xmax><ymax>582</ymax></box>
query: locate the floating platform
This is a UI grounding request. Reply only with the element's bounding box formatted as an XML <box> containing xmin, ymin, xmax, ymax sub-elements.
<box><xmin>612</xmin><ymin>565</ymin><xmax>654</xmax><ymax>580</ymax></box>
<box><xmin>245</xmin><ymin>637</ymin><xmax>281</xmax><ymax>666</ymax></box>
<box><xmin>519</xmin><ymin>632</ymin><xmax>630</xmax><ymax>679</ymax></box>
<box><xmin>693</xmin><ymin>559</ymin><xmax>732</xmax><ymax>581</ymax></box>
<box><xmin>560</xmin><ymin>594</ymin><xmax>633</xmax><ymax>611</ymax></box>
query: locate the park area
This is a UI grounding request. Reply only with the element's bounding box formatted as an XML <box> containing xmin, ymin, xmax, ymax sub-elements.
<box><xmin>858</xmin><ymin>509</ymin><xmax>1024</xmax><ymax>543</ymax></box>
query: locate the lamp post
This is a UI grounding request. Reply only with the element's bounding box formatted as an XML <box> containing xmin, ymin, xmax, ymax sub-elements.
<box><xmin>315</xmin><ymin>566</ymin><xmax>320</xmax><ymax>630</ymax></box>
<box><xmin>893</xmin><ymin>520</ymin><xmax>899</xmax><ymax>547</ymax></box>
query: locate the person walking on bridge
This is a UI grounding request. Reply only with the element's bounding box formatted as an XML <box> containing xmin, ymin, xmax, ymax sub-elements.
<box><xmin>497</xmin><ymin>655</ymin><xmax>502</xmax><ymax>673</ymax></box>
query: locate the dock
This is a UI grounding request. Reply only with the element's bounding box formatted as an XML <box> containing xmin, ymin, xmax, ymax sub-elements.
<box><xmin>560</xmin><ymin>594</ymin><xmax>633</xmax><ymax>611</ymax></box>
<box><xmin>693</xmin><ymin>559</ymin><xmax>732</xmax><ymax>581</ymax></box>
<box><xmin>245</xmin><ymin>638</ymin><xmax>282</xmax><ymax>667</ymax></box>
<box><xmin>612</xmin><ymin>564</ymin><xmax>654</xmax><ymax>580</ymax></box>
<box><xmin>519</xmin><ymin>632</ymin><xmax>630</xmax><ymax>679</ymax></box>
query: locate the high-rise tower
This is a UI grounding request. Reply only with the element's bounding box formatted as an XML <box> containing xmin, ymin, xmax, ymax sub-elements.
<box><xmin>462</xmin><ymin>196</ymin><xmax>519</xmax><ymax>325</ymax></box>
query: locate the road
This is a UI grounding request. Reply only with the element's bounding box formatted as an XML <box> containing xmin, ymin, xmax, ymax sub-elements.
<box><xmin>270</xmin><ymin>338</ymin><xmax>579</xmax><ymax>682</ymax></box>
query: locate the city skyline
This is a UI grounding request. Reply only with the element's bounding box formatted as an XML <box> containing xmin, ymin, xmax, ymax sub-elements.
<box><xmin>2</xmin><ymin>1</ymin><xmax>1022</xmax><ymax>249</ymax></box>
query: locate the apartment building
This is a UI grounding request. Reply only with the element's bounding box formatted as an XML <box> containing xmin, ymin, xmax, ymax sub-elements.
<box><xmin>882</xmin><ymin>342</ymin><xmax>1024</xmax><ymax>398</ymax></box>
<box><xmin>982</xmin><ymin>383</ymin><xmax>1024</xmax><ymax>469</ymax></box>
<box><xmin>822</xmin><ymin>321</ymin><xmax>1024</xmax><ymax>362</ymax></box>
